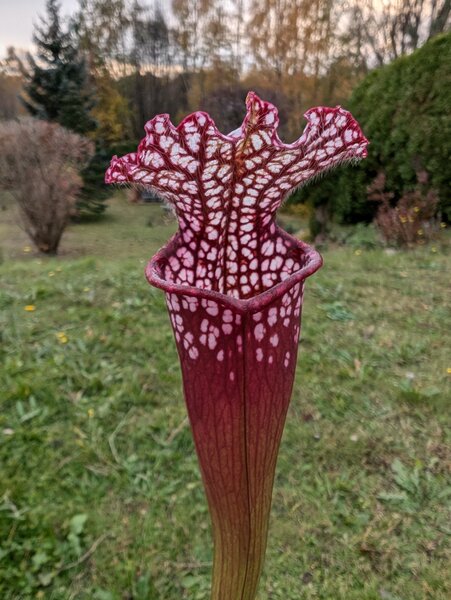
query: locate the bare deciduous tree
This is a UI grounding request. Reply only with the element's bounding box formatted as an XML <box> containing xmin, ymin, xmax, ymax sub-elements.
<box><xmin>349</xmin><ymin>0</ymin><xmax>450</xmax><ymax>66</ymax></box>
<box><xmin>0</xmin><ymin>119</ymin><xmax>93</xmax><ymax>254</ymax></box>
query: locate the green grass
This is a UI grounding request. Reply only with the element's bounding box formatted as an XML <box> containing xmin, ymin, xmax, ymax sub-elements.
<box><xmin>0</xmin><ymin>191</ymin><xmax>176</xmax><ymax>262</ymax></box>
<box><xmin>1</xmin><ymin>195</ymin><xmax>450</xmax><ymax>599</ymax></box>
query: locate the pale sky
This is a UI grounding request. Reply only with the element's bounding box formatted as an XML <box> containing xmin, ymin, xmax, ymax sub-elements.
<box><xmin>0</xmin><ymin>0</ymin><xmax>80</xmax><ymax>57</ymax></box>
<box><xmin>0</xmin><ymin>0</ymin><xmax>172</xmax><ymax>59</ymax></box>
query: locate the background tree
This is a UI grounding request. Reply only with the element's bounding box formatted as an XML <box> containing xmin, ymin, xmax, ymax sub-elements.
<box><xmin>74</xmin><ymin>0</ymin><xmax>131</xmax><ymax>76</ymax></box>
<box><xmin>17</xmin><ymin>0</ymin><xmax>95</xmax><ymax>135</ymax></box>
<box><xmin>90</xmin><ymin>74</ymin><xmax>133</xmax><ymax>147</ymax></box>
<box><xmin>172</xmin><ymin>0</ymin><xmax>214</xmax><ymax>71</ymax></box>
<box><xmin>347</xmin><ymin>0</ymin><xmax>451</xmax><ymax>67</ymax></box>
<box><xmin>0</xmin><ymin>119</ymin><xmax>93</xmax><ymax>254</ymax></box>
<box><xmin>246</xmin><ymin>0</ymin><xmax>346</xmax><ymax>138</ymax></box>
<box><xmin>128</xmin><ymin>1</ymin><xmax>175</xmax><ymax>137</ymax></box>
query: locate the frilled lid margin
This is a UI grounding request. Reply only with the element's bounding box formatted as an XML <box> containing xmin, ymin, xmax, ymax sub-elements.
<box><xmin>106</xmin><ymin>91</ymin><xmax>368</xmax><ymax>311</ymax></box>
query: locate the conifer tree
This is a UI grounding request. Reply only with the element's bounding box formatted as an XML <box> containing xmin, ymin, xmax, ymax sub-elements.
<box><xmin>21</xmin><ymin>0</ymin><xmax>95</xmax><ymax>135</ymax></box>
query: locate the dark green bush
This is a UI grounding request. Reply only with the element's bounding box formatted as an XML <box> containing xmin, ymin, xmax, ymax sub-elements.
<box><xmin>75</xmin><ymin>140</ymin><xmax>138</xmax><ymax>220</ymax></box>
<box><xmin>296</xmin><ymin>32</ymin><xmax>451</xmax><ymax>224</ymax></box>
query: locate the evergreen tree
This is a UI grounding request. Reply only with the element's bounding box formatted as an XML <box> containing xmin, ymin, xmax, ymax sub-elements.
<box><xmin>20</xmin><ymin>0</ymin><xmax>95</xmax><ymax>135</ymax></box>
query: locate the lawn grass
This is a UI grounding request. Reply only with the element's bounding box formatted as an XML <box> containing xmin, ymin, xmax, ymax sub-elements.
<box><xmin>1</xmin><ymin>194</ymin><xmax>450</xmax><ymax>599</ymax></box>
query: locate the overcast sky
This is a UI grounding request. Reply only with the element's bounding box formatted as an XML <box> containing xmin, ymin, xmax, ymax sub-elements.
<box><xmin>0</xmin><ymin>0</ymin><xmax>80</xmax><ymax>57</ymax></box>
<box><xmin>0</xmin><ymin>0</ymin><xmax>173</xmax><ymax>59</ymax></box>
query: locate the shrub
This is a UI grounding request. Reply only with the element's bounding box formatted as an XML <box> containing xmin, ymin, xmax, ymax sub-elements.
<box><xmin>368</xmin><ymin>171</ymin><xmax>439</xmax><ymax>247</ymax></box>
<box><xmin>0</xmin><ymin>118</ymin><xmax>93</xmax><ymax>254</ymax></box>
<box><xmin>295</xmin><ymin>32</ymin><xmax>451</xmax><ymax>227</ymax></box>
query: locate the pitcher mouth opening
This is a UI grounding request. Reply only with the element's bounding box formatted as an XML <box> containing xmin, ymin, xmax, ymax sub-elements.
<box><xmin>145</xmin><ymin>229</ymin><xmax>323</xmax><ymax>315</ymax></box>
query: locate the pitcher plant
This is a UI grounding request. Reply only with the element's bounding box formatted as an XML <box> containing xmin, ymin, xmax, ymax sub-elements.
<box><xmin>105</xmin><ymin>92</ymin><xmax>368</xmax><ymax>599</ymax></box>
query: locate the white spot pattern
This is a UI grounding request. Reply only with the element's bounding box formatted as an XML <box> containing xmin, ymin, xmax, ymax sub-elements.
<box><xmin>165</xmin><ymin>282</ymin><xmax>304</xmax><ymax>365</ymax></box>
<box><xmin>106</xmin><ymin>92</ymin><xmax>367</xmax><ymax>301</ymax></box>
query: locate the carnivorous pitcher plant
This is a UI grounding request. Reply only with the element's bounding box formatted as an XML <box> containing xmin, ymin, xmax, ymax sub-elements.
<box><xmin>105</xmin><ymin>92</ymin><xmax>367</xmax><ymax>599</ymax></box>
